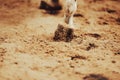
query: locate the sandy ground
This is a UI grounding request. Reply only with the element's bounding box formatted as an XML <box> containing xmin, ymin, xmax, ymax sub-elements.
<box><xmin>0</xmin><ymin>0</ymin><xmax>120</xmax><ymax>80</ymax></box>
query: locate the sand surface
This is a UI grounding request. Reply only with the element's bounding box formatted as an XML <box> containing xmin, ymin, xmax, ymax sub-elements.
<box><xmin>0</xmin><ymin>0</ymin><xmax>120</xmax><ymax>80</ymax></box>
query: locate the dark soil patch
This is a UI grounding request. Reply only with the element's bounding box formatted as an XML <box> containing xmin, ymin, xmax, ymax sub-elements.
<box><xmin>85</xmin><ymin>33</ymin><xmax>101</xmax><ymax>39</ymax></box>
<box><xmin>114</xmin><ymin>52</ymin><xmax>120</xmax><ymax>55</ymax></box>
<box><xmin>83</xmin><ymin>74</ymin><xmax>109</xmax><ymax>80</ymax></box>
<box><xmin>71</xmin><ymin>55</ymin><xmax>86</xmax><ymax>60</ymax></box>
<box><xmin>86</xmin><ymin>43</ymin><xmax>98</xmax><ymax>51</ymax></box>
<box><xmin>116</xmin><ymin>18</ymin><xmax>120</xmax><ymax>25</ymax></box>
<box><xmin>74</xmin><ymin>13</ymin><xmax>84</xmax><ymax>17</ymax></box>
<box><xmin>39</xmin><ymin>0</ymin><xmax>62</xmax><ymax>14</ymax></box>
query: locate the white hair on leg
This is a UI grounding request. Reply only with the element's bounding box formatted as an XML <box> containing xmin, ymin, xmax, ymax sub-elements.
<box><xmin>64</xmin><ymin>0</ymin><xmax>77</xmax><ymax>28</ymax></box>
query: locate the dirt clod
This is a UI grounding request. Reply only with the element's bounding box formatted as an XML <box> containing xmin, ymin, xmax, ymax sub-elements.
<box><xmin>83</xmin><ymin>74</ymin><xmax>109</xmax><ymax>80</ymax></box>
<box><xmin>53</xmin><ymin>24</ymin><xmax>74</xmax><ymax>42</ymax></box>
<box><xmin>111</xmin><ymin>60</ymin><xmax>116</xmax><ymax>63</ymax></box>
<box><xmin>106</xmin><ymin>9</ymin><xmax>116</xmax><ymax>14</ymax></box>
<box><xmin>39</xmin><ymin>0</ymin><xmax>62</xmax><ymax>14</ymax></box>
<box><xmin>74</xmin><ymin>13</ymin><xmax>84</xmax><ymax>17</ymax></box>
<box><xmin>71</xmin><ymin>55</ymin><xmax>86</xmax><ymax>60</ymax></box>
<box><xmin>114</xmin><ymin>52</ymin><xmax>120</xmax><ymax>55</ymax></box>
<box><xmin>116</xmin><ymin>18</ymin><xmax>120</xmax><ymax>25</ymax></box>
<box><xmin>85</xmin><ymin>33</ymin><xmax>101</xmax><ymax>39</ymax></box>
<box><xmin>86</xmin><ymin>43</ymin><xmax>98</xmax><ymax>51</ymax></box>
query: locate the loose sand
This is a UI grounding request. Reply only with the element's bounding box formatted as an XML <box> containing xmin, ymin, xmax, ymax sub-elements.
<box><xmin>0</xmin><ymin>0</ymin><xmax>120</xmax><ymax>80</ymax></box>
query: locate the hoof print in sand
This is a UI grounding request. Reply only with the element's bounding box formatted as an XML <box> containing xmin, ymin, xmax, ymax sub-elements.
<box><xmin>53</xmin><ymin>24</ymin><xmax>74</xmax><ymax>42</ymax></box>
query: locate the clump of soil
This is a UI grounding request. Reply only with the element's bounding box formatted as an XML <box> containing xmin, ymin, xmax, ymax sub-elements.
<box><xmin>86</xmin><ymin>43</ymin><xmax>98</xmax><ymax>51</ymax></box>
<box><xmin>53</xmin><ymin>24</ymin><xmax>74</xmax><ymax>42</ymax></box>
<box><xmin>116</xmin><ymin>18</ymin><xmax>120</xmax><ymax>25</ymax></box>
<box><xmin>83</xmin><ymin>74</ymin><xmax>109</xmax><ymax>80</ymax></box>
<box><xmin>114</xmin><ymin>52</ymin><xmax>120</xmax><ymax>55</ymax></box>
<box><xmin>39</xmin><ymin>0</ymin><xmax>62</xmax><ymax>14</ymax></box>
<box><xmin>85</xmin><ymin>33</ymin><xmax>101</xmax><ymax>39</ymax></box>
<box><xmin>71</xmin><ymin>55</ymin><xmax>87</xmax><ymax>60</ymax></box>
